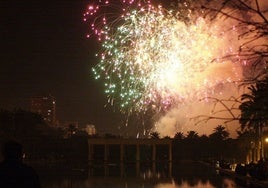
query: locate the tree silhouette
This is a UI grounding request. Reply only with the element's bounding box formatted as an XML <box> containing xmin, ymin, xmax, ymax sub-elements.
<box><xmin>239</xmin><ymin>76</ymin><xmax>268</xmax><ymax>158</ymax></box>
<box><xmin>239</xmin><ymin>77</ymin><xmax>268</xmax><ymax>130</ymax></box>
<box><xmin>209</xmin><ymin>125</ymin><xmax>230</xmax><ymax>141</ymax></box>
<box><xmin>174</xmin><ymin>132</ymin><xmax>184</xmax><ymax>140</ymax></box>
<box><xmin>193</xmin><ymin>0</ymin><xmax>268</xmax><ymax>130</ymax></box>
<box><xmin>0</xmin><ymin>109</ymin><xmax>48</xmax><ymax>139</ymax></box>
<box><xmin>202</xmin><ymin>0</ymin><xmax>268</xmax><ymax>80</ymax></box>
<box><xmin>0</xmin><ymin>109</ymin><xmax>13</xmax><ymax>135</ymax></box>
<box><xmin>150</xmin><ymin>131</ymin><xmax>160</xmax><ymax>139</ymax></box>
<box><xmin>186</xmin><ymin>131</ymin><xmax>199</xmax><ymax>140</ymax></box>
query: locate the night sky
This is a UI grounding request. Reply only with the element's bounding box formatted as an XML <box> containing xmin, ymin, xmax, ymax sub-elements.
<box><xmin>0</xmin><ymin>0</ymin><xmax>123</xmax><ymax>134</ymax></box>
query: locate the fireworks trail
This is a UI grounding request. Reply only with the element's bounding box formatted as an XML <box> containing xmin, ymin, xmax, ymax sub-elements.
<box><xmin>84</xmin><ymin>0</ymin><xmax>243</xmax><ymax>115</ymax></box>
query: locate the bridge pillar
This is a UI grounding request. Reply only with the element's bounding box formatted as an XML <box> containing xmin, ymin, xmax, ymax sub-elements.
<box><xmin>169</xmin><ymin>142</ymin><xmax>172</xmax><ymax>176</ymax></box>
<box><xmin>136</xmin><ymin>144</ymin><xmax>140</xmax><ymax>176</ymax></box>
<box><xmin>152</xmin><ymin>144</ymin><xmax>156</xmax><ymax>162</ymax></box>
<box><xmin>120</xmin><ymin>144</ymin><xmax>124</xmax><ymax>163</ymax></box>
<box><xmin>88</xmin><ymin>143</ymin><xmax>93</xmax><ymax>165</ymax></box>
<box><xmin>152</xmin><ymin>144</ymin><xmax>156</xmax><ymax>175</ymax></box>
<box><xmin>169</xmin><ymin>143</ymin><xmax>172</xmax><ymax>162</ymax></box>
<box><xmin>104</xmin><ymin>144</ymin><xmax>108</xmax><ymax>163</ymax></box>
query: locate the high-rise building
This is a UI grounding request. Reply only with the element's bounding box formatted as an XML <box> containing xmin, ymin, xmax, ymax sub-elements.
<box><xmin>30</xmin><ymin>95</ymin><xmax>56</xmax><ymax>126</ymax></box>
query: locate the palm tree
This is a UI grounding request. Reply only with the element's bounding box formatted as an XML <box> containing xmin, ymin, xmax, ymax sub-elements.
<box><xmin>209</xmin><ymin>125</ymin><xmax>229</xmax><ymax>141</ymax></box>
<box><xmin>150</xmin><ymin>131</ymin><xmax>160</xmax><ymax>139</ymax></box>
<box><xmin>174</xmin><ymin>132</ymin><xmax>184</xmax><ymax>140</ymax></box>
<box><xmin>239</xmin><ymin>77</ymin><xmax>268</xmax><ymax>159</ymax></box>
<box><xmin>186</xmin><ymin>131</ymin><xmax>199</xmax><ymax>140</ymax></box>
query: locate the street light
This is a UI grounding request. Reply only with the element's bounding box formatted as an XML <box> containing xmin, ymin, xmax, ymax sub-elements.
<box><xmin>265</xmin><ymin>137</ymin><xmax>268</xmax><ymax>159</ymax></box>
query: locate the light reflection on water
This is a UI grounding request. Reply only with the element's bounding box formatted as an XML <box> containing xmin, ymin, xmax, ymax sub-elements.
<box><xmin>154</xmin><ymin>180</ymin><xmax>214</xmax><ymax>188</ymax></box>
<box><xmin>40</xmin><ymin>162</ymin><xmax>240</xmax><ymax>188</ymax></box>
<box><xmin>41</xmin><ymin>178</ymin><xmax>238</xmax><ymax>188</ymax></box>
<box><xmin>155</xmin><ymin>178</ymin><xmax>236</xmax><ymax>188</ymax></box>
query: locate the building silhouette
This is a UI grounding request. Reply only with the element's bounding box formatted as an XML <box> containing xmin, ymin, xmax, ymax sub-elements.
<box><xmin>30</xmin><ymin>94</ymin><xmax>56</xmax><ymax>126</ymax></box>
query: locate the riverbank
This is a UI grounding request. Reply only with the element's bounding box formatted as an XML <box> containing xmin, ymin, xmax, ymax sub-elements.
<box><xmin>199</xmin><ymin>161</ymin><xmax>268</xmax><ymax>188</ymax></box>
<box><xmin>219</xmin><ymin>167</ymin><xmax>268</xmax><ymax>188</ymax></box>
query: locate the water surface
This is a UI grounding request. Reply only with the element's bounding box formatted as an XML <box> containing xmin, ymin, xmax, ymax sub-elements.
<box><xmin>38</xmin><ymin>161</ymin><xmax>243</xmax><ymax>188</ymax></box>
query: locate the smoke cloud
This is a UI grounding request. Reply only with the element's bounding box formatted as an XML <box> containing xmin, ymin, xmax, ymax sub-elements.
<box><xmin>153</xmin><ymin>0</ymin><xmax>267</xmax><ymax>138</ymax></box>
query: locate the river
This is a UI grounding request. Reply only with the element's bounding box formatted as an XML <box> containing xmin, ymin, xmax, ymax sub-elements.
<box><xmin>38</xmin><ymin>161</ymin><xmax>248</xmax><ymax>188</ymax></box>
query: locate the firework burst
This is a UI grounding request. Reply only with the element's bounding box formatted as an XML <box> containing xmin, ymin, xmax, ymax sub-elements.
<box><xmin>85</xmin><ymin>0</ymin><xmax>243</xmax><ymax>114</ymax></box>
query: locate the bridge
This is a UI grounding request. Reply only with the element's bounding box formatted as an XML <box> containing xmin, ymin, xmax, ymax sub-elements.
<box><xmin>88</xmin><ymin>138</ymin><xmax>172</xmax><ymax>176</ymax></box>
